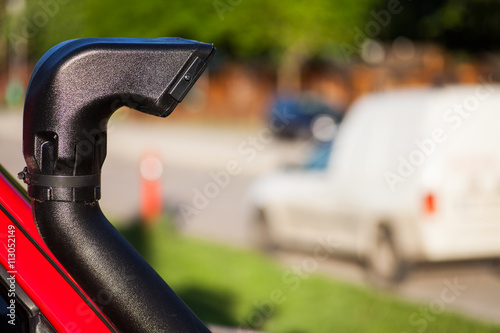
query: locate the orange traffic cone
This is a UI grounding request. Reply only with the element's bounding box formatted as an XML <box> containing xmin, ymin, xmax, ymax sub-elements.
<box><xmin>139</xmin><ymin>152</ymin><xmax>163</xmax><ymax>224</ymax></box>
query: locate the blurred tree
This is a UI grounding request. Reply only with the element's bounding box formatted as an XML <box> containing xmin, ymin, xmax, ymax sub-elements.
<box><xmin>0</xmin><ymin>0</ymin><xmax>7</xmax><ymax>74</ymax></box>
<box><xmin>24</xmin><ymin>0</ymin><xmax>375</xmax><ymax>92</ymax></box>
<box><xmin>14</xmin><ymin>0</ymin><xmax>500</xmax><ymax>75</ymax></box>
<box><xmin>374</xmin><ymin>0</ymin><xmax>500</xmax><ymax>53</ymax></box>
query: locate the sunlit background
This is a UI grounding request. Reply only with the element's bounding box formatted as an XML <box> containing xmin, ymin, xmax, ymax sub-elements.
<box><xmin>1</xmin><ymin>0</ymin><xmax>500</xmax><ymax>332</ymax></box>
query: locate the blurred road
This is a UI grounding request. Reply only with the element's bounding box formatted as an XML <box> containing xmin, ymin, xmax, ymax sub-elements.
<box><xmin>1</xmin><ymin>109</ymin><xmax>499</xmax><ymax>325</ymax></box>
<box><xmin>0</xmin><ymin>109</ymin><xmax>310</xmax><ymax>244</ymax></box>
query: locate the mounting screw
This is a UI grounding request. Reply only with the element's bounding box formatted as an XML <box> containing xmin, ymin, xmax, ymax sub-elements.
<box><xmin>18</xmin><ymin>167</ymin><xmax>28</xmax><ymax>182</ymax></box>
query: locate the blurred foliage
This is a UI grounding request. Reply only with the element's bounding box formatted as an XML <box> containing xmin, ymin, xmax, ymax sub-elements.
<box><xmin>0</xmin><ymin>0</ymin><xmax>7</xmax><ymax>71</ymax></box>
<box><xmin>24</xmin><ymin>0</ymin><xmax>374</xmax><ymax>62</ymax></box>
<box><xmin>1</xmin><ymin>0</ymin><xmax>498</xmax><ymax>69</ymax></box>
<box><xmin>375</xmin><ymin>0</ymin><xmax>500</xmax><ymax>53</ymax></box>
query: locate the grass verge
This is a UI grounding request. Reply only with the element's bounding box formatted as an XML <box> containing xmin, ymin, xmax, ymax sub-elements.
<box><xmin>119</xmin><ymin>220</ymin><xmax>500</xmax><ymax>333</ymax></box>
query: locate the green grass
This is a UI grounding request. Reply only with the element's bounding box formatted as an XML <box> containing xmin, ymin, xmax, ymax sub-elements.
<box><xmin>119</xmin><ymin>220</ymin><xmax>500</xmax><ymax>333</ymax></box>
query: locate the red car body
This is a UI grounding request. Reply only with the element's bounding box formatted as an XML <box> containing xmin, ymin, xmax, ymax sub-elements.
<box><xmin>0</xmin><ymin>165</ymin><xmax>114</xmax><ymax>332</ymax></box>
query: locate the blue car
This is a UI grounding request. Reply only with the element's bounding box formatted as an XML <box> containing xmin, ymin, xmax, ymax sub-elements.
<box><xmin>269</xmin><ymin>94</ymin><xmax>343</xmax><ymax>140</ymax></box>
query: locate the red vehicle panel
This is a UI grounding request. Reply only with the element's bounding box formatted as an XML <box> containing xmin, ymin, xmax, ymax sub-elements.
<box><xmin>0</xmin><ymin>168</ymin><xmax>114</xmax><ymax>332</ymax></box>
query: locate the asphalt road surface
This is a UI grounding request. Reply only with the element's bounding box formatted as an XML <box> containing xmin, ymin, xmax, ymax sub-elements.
<box><xmin>1</xmin><ymin>110</ymin><xmax>499</xmax><ymax>326</ymax></box>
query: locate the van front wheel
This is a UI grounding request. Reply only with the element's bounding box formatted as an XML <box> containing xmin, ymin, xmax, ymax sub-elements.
<box><xmin>251</xmin><ymin>208</ymin><xmax>278</xmax><ymax>252</ymax></box>
<box><xmin>365</xmin><ymin>226</ymin><xmax>410</xmax><ymax>288</ymax></box>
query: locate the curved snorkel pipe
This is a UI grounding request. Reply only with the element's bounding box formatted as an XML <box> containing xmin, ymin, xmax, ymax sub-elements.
<box><xmin>20</xmin><ymin>38</ymin><xmax>215</xmax><ymax>332</ymax></box>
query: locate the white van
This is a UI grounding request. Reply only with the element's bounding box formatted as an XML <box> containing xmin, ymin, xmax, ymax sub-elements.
<box><xmin>249</xmin><ymin>84</ymin><xmax>500</xmax><ymax>283</ymax></box>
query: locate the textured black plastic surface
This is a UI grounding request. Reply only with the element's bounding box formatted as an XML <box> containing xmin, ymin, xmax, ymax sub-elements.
<box><xmin>22</xmin><ymin>38</ymin><xmax>215</xmax><ymax>333</ymax></box>
<box><xmin>23</xmin><ymin>37</ymin><xmax>215</xmax><ymax>202</ymax></box>
<box><xmin>33</xmin><ymin>201</ymin><xmax>208</xmax><ymax>333</ymax></box>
